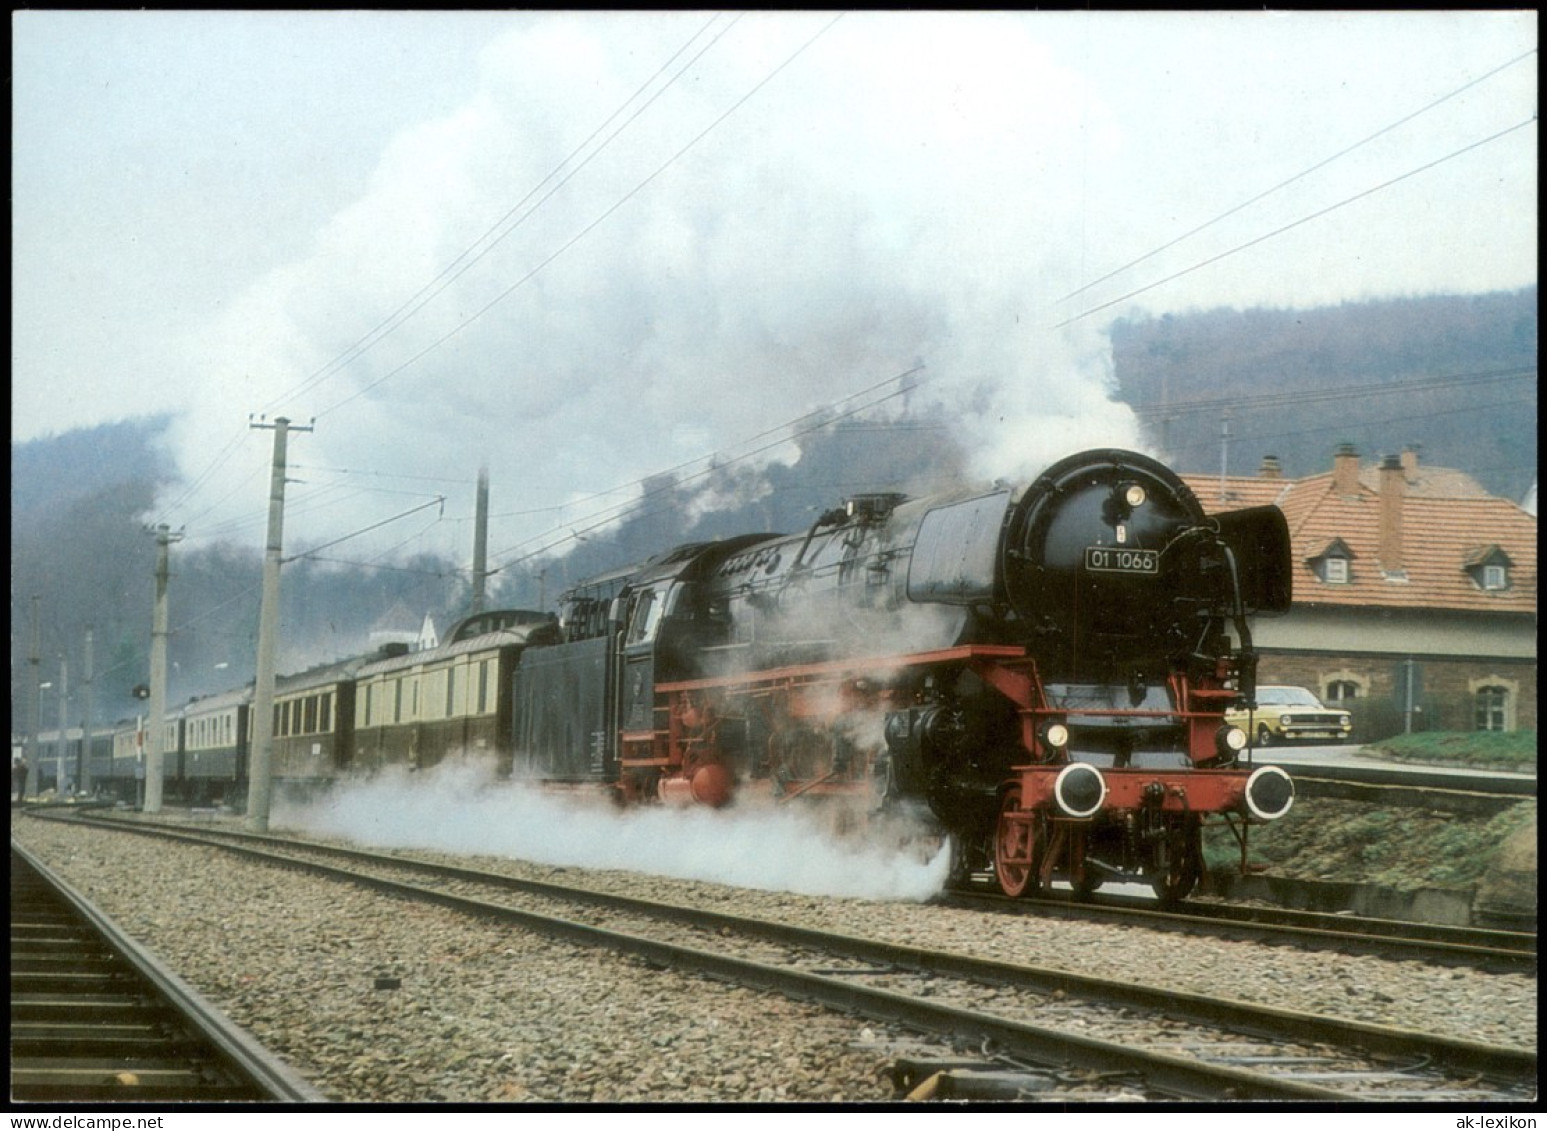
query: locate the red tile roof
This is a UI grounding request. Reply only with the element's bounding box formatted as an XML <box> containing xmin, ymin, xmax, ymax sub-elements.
<box><xmin>1181</xmin><ymin>459</ymin><xmax>1536</xmax><ymax>615</ymax></box>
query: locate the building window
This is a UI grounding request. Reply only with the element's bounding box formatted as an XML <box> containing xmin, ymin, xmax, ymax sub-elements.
<box><xmin>1482</xmin><ymin>564</ymin><xmax>1508</xmax><ymax>590</ymax></box>
<box><xmin>1324</xmin><ymin>557</ymin><xmax>1349</xmax><ymax>584</ymax></box>
<box><xmin>1475</xmin><ymin>685</ymin><xmax>1509</xmax><ymax>732</ymax></box>
<box><xmin>1326</xmin><ymin>680</ymin><xmax>1360</xmax><ymax>703</ymax></box>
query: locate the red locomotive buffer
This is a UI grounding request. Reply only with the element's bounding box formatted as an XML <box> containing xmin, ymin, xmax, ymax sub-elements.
<box><xmin>520</xmin><ymin>449</ymin><xmax>1297</xmax><ymax>905</ymax></box>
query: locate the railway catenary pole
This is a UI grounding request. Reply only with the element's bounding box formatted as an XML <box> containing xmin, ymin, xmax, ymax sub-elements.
<box><xmin>246</xmin><ymin>416</ymin><xmax>312</xmax><ymax>832</ymax></box>
<box><xmin>26</xmin><ymin>596</ymin><xmax>41</xmax><ymax>800</ymax></box>
<box><xmin>80</xmin><ymin>627</ymin><xmax>94</xmax><ymax>796</ymax></box>
<box><xmin>56</xmin><ymin>656</ymin><xmax>69</xmax><ymax>797</ymax></box>
<box><xmin>145</xmin><ymin>524</ymin><xmax>183</xmax><ymax>813</ymax></box>
<box><xmin>471</xmin><ymin>465</ymin><xmax>489</xmax><ymax>614</ymax></box>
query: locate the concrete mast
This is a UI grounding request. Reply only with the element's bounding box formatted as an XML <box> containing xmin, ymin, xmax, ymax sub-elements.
<box><xmin>246</xmin><ymin>416</ymin><xmax>311</xmax><ymax>831</ymax></box>
<box><xmin>145</xmin><ymin>524</ymin><xmax>182</xmax><ymax>812</ymax></box>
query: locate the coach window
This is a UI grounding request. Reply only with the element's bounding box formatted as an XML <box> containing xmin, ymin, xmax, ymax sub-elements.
<box><xmin>477</xmin><ymin>660</ymin><xmax>490</xmax><ymax>714</ymax></box>
<box><xmin>320</xmin><ymin>694</ymin><xmax>332</xmax><ymax>733</ymax></box>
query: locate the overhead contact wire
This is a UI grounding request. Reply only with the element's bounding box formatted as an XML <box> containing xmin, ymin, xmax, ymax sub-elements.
<box><xmin>317</xmin><ymin>13</ymin><xmax>846</xmax><ymax>419</ymax></box>
<box><xmin>1057</xmin><ymin>48</ymin><xmax>1537</xmax><ymax>306</ymax></box>
<box><xmin>1056</xmin><ymin>117</ymin><xmax>1536</xmax><ymax>328</ymax></box>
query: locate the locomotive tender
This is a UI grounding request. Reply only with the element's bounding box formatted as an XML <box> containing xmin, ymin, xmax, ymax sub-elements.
<box><xmin>82</xmin><ymin>448</ymin><xmax>1295</xmax><ymax>904</ymax></box>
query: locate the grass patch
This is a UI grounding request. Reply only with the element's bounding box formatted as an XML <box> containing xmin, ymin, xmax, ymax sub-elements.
<box><xmin>1205</xmin><ymin>799</ymin><xmax>1535</xmax><ymax>890</ymax></box>
<box><xmin>1359</xmin><ymin>730</ymin><xmax>1536</xmax><ymax>773</ymax></box>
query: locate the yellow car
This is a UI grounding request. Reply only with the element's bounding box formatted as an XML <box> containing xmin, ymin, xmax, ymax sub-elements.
<box><xmin>1227</xmin><ymin>685</ymin><xmax>1353</xmax><ymax>746</ymax></box>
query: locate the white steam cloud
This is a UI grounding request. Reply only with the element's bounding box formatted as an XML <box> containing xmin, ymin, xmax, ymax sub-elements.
<box><xmin>157</xmin><ymin>12</ymin><xmax>1145</xmax><ymax>561</ymax></box>
<box><xmin>273</xmin><ymin>757</ymin><xmax>952</xmax><ymax>902</ymax></box>
<box><xmin>17</xmin><ymin>11</ymin><xmax>1537</xmax><ymax>567</ymax></box>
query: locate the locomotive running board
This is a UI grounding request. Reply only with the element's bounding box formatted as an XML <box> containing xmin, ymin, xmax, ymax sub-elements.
<box><xmin>656</xmin><ymin>644</ymin><xmax>1030</xmax><ymax>694</ymax></box>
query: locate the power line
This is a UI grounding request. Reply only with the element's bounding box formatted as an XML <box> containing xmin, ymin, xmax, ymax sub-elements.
<box><xmin>1057</xmin><ymin>49</ymin><xmax>1537</xmax><ymax>306</ymax></box>
<box><xmin>283</xmin><ymin>496</ymin><xmax>445</xmax><ymax>565</ymax></box>
<box><xmin>1131</xmin><ymin>365</ymin><xmax>1535</xmax><ymax>418</ymax></box>
<box><xmin>488</xmin><ymin>360</ymin><xmax>919</xmax><ymax>567</ymax></box>
<box><xmin>1163</xmin><ymin>394</ymin><xmax>1535</xmax><ymax>459</ymax></box>
<box><xmin>290</xmin><ymin>464</ymin><xmax>476</xmax><ymax>485</ymax></box>
<box><xmin>264</xmin><ymin>14</ymin><xmax>742</xmax><ymax>416</ymax></box>
<box><xmin>157</xmin><ymin>17</ymin><xmax>737</xmax><ymax>529</ymax></box>
<box><xmin>501</xmin><ymin>361</ymin><xmax>919</xmax><ymax>532</ymax></box>
<box><xmin>317</xmin><ymin>14</ymin><xmax>846</xmax><ymax>419</ymax></box>
<box><xmin>1057</xmin><ymin>116</ymin><xmax>1536</xmax><ymax>329</ymax></box>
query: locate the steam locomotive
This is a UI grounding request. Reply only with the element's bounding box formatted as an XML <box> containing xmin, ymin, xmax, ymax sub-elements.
<box><xmin>68</xmin><ymin>448</ymin><xmax>1296</xmax><ymax>904</ymax></box>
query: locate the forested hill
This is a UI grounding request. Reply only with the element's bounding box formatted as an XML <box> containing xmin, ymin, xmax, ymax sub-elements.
<box><xmin>12</xmin><ymin>288</ymin><xmax>1536</xmax><ymax>727</ymax></box>
<box><xmin>1110</xmin><ymin>287</ymin><xmax>1537</xmax><ymax>502</ymax></box>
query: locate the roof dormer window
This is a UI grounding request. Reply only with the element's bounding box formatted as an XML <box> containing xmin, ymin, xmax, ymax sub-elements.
<box><xmin>1308</xmin><ymin>537</ymin><xmax>1355</xmax><ymax>585</ymax></box>
<box><xmin>1463</xmin><ymin>546</ymin><xmax>1513</xmax><ymax>592</ymax></box>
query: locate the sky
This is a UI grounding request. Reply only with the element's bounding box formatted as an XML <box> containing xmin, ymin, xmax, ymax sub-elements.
<box><xmin>12</xmin><ymin>10</ymin><xmax>1538</xmax><ymax>572</ymax></box>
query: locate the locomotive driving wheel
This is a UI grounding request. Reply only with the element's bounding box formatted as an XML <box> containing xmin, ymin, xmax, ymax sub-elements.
<box><xmin>993</xmin><ymin>787</ymin><xmax>1045</xmax><ymax>899</ymax></box>
<box><xmin>1149</xmin><ymin>815</ymin><xmax>1204</xmax><ymax>906</ymax></box>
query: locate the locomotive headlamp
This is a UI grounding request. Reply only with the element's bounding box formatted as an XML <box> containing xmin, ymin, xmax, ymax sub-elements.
<box><xmin>1245</xmin><ymin>765</ymin><xmax>1295</xmax><ymax>820</ymax></box>
<box><xmin>1053</xmin><ymin>762</ymin><xmax>1107</xmax><ymax>819</ymax></box>
<box><xmin>1040</xmin><ymin>722</ymin><xmax>1070</xmax><ymax>750</ymax></box>
<box><xmin>1103</xmin><ymin>481</ymin><xmax>1149</xmax><ymax>528</ymax></box>
<box><xmin>1216</xmin><ymin>725</ymin><xmax>1248</xmax><ymax>757</ymax></box>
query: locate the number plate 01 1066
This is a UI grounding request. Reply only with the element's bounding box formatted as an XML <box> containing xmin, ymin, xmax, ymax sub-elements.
<box><xmin>1084</xmin><ymin>546</ymin><xmax>1158</xmax><ymax>574</ymax></box>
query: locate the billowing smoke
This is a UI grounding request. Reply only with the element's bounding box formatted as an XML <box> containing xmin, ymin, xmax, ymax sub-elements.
<box><xmin>18</xmin><ymin>13</ymin><xmax>1537</xmax><ymax>578</ymax></box>
<box><xmin>274</xmin><ymin>756</ymin><xmax>951</xmax><ymax>901</ymax></box>
<box><xmin>151</xmin><ymin>12</ymin><xmax>1145</xmax><ymax>564</ymax></box>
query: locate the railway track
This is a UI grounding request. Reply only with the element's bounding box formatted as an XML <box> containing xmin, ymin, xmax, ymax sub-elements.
<box><xmin>939</xmin><ymin>884</ymin><xmax>1537</xmax><ymax>973</ymax></box>
<box><xmin>26</xmin><ymin>811</ymin><xmax>1537</xmax><ymax>1103</ymax></box>
<box><xmin>9</xmin><ymin>840</ymin><xmax>324</xmax><ymax>1104</ymax></box>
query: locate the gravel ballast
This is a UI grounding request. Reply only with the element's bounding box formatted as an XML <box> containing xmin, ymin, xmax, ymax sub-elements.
<box><xmin>11</xmin><ymin>815</ymin><xmax>1536</xmax><ymax>1103</ymax></box>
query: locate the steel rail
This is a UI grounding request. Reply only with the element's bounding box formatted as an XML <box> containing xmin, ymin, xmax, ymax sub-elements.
<box><xmin>940</xmin><ymin>886</ymin><xmax>1536</xmax><ymax>972</ymax></box>
<box><xmin>36</xmin><ymin>812</ymin><xmax>1536</xmax><ymax>1095</ymax></box>
<box><xmin>10</xmin><ymin>839</ymin><xmax>326</xmax><ymax>1104</ymax></box>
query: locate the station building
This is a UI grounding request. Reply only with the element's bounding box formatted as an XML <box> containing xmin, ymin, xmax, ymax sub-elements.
<box><xmin>1182</xmin><ymin>444</ymin><xmax>1537</xmax><ymax>741</ymax></box>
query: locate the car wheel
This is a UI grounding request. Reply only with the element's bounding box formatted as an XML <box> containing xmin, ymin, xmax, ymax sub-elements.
<box><xmin>1256</xmin><ymin>724</ymin><xmax>1272</xmax><ymax>747</ymax></box>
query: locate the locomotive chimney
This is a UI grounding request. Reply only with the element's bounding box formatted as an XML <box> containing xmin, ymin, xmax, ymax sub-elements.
<box><xmin>1378</xmin><ymin>454</ymin><xmax>1406</xmax><ymax>576</ymax></box>
<box><xmin>1258</xmin><ymin>454</ymin><xmax>1283</xmax><ymax>479</ymax></box>
<box><xmin>1332</xmin><ymin>443</ymin><xmax>1361</xmax><ymax>496</ymax></box>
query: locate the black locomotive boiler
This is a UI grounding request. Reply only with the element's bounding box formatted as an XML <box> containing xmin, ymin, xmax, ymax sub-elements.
<box><xmin>514</xmin><ymin>448</ymin><xmax>1297</xmax><ymax>903</ymax></box>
